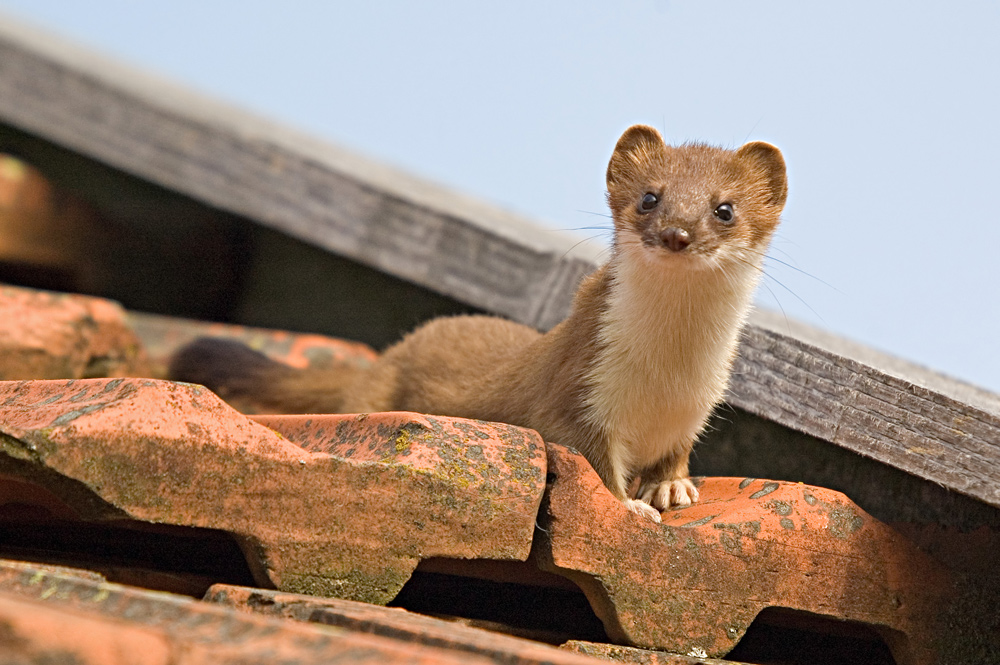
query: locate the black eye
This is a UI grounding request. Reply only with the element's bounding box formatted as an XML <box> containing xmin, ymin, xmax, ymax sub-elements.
<box><xmin>639</xmin><ymin>193</ymin><xmax>659</xmax><ymax>212</ymax></box>
<box><xmin>714</xmin><ymin>203</ymin><xmax>734</xmax><ymax>223</ymax></box>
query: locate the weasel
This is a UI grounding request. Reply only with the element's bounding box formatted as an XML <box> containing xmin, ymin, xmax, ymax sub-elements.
<box><xmin>170</xmin><ymin>125</ymin><xmax>787</xmax><ymax>522</ymax></box>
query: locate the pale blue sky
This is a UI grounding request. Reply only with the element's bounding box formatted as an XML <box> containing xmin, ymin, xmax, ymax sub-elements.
<box><xmin>2</xmin><ymin>1</ymin><xmax>999</xmax><ymax>393</ymax></box>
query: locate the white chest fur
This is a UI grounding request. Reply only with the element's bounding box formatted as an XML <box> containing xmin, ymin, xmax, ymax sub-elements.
<box><xmin>583</xmin><ymin>245</ymin><xmax>762</xmax><ymax>473</ymax></box>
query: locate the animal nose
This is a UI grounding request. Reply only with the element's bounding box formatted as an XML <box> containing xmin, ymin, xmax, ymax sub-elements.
<box><xmin>659</xmin><ymin>227</ymin><xmax>691</xmax><ymax>252</ymax></box>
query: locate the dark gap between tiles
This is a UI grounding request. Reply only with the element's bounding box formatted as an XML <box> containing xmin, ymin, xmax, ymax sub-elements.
<box><xmin>727</xmin><ymin>607</ymin><xmax>898</xmax><ymax>665</ymax></box>
<box><xmin>389</xmin><ymin>570</ymin><xmax>609</xmax><ymax>646</ymax></box>
<box><xmin>0</xmin><ymin>518</ymin><xmax>257</xmax><ymax>598</ymax></box>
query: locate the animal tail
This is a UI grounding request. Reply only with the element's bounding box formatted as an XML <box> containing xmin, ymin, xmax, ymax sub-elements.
<box><xmin>167</xmin><ymin>337</ymin><xmax>362</xmax><ymax>414</ymax></box>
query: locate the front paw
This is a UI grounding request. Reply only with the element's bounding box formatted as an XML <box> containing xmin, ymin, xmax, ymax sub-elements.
<box><xmin>624</xmin><ymin>498</ymin><xmax>662</xmax><ymax>523</ymax></box>
<box><xmin>637</xmin><ymin>478</ymin><xmax>699</xmax><ymax>511</ymax></box>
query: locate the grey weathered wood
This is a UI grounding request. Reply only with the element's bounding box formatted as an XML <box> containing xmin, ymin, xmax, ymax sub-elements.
<box><xmin>0</xmin><ymin>15</ymin><xmax>600</xmax><ymax>332</ymax></box>
<box><xmin>0</xmin><ymin>14</ymin><xmax>997</xmax><ymax>510</ymax></box>
<box><xmin>733</xmin><ymin>310</ymin><xmax>1000</xmax><ymax>509</ymax></box>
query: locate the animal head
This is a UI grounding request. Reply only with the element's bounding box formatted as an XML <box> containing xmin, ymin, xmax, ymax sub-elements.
<box><xmin>606</xmin><ymin>125</ymin><xmax>787</xmax><ymax>270</ymax></box>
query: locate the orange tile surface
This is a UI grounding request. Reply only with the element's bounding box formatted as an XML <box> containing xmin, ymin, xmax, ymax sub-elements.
<box><xmin>206</xmin><ymin>583</ymin><xmax>608</xmax><ymax>665</ymax></box>
<box><xmin>0</xmin><ymin>285</ymin><xmax>148</xmax><ymax>379</ymax></box>
<box><xmin>535</xmin><ymin>443</ymin><xmax>954</xmax><ymax>665</ymax></box>
<box><xmin>0</xmin><ymin>378</ymin><xmax>545</xmax><ymax>603</ymax></box>
<box><xmin>0</xmin><ymin>560</ymin><xmax>507</xmax><ymax>665</ymax></box>
<box><xmin>253</xmin><ymin>411</ymin><xmax>546</xmax><ymax>498</ymax></box>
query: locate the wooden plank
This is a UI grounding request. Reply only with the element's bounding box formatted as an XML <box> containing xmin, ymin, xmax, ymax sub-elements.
<box><xmin>696</xmin><ymin>406</ymin><xmax>1000</xmax><ymax>531</ymax></box>
<box><xmin>0</xmin><ymin>15</ymin><xmax>599</xmax><ymax>332</ymax></box>
<box><xmin>733</xmin><ymin>311</ymin><xmax>1000</xmax><ymax>509</ymax></box>
<box><xmin>0</xmin><ymin>15</ymin><xmax>997</xmax><ymax>510</ymax></box>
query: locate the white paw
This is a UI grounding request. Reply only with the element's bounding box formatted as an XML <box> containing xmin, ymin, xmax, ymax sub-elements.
<box><xmin>638</xmin><ymin>478</ymin><xmax>700</xmax><ymax>511</ymax></box>
<box><xmin>625</xmin><ymin>498</ymin><xmax>662</xmax><ymax>523</ymax></box>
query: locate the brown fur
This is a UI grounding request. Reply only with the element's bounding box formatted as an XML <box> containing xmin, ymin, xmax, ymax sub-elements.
<box><xmin>169</xmin><ymin>125</ymin><xmax>787</xmax><ymax>522</ymax></box>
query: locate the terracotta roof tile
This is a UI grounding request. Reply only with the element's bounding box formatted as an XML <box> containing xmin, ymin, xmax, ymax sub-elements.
<box><xmin>0</xmin><ymin>560</ymin><xmax>514</xmax><ymax>664</ymax></box>
<box><xmin>0</xmin><ymin>285</ymin><xmax>148</xmax><ymax>379</ymax></box>
<box><xmin>0</xmin><ymin>378</ymin><xmax>545</xmax><ymax>604</ymax></box>
<box><xmin>564</xmin><ymin>641</ymin><xmax>753</xmax><ymax>664</ymax></box>
<box><xmin>206</xmin><ymin>582</ymin><xmax>608</xmax><ymax>665</ymax></box>
<box><xmin>536</xmin><ymin>443</ymin><xmax>953</xmax><ymax>664</ymax></box>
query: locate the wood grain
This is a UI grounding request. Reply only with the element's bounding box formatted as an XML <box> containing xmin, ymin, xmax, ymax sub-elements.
<box><xmin>733</xmin><ymin>311</ymin><xmax>1000</xmax><ymax>509</ymax></box>
<box><xmin>0</xmin><ymin>16</ymin><xmax>599</xmax><ymax>332</ymax></box>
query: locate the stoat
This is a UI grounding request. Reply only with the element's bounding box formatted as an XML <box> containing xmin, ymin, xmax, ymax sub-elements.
<box><xmin>170</xmin><ymin>125</ymin><xmax>787</xmax><ymax>522</ymax></box>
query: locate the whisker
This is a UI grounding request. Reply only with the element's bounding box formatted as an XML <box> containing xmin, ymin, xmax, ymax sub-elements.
<box><xmin>552</xmin><ymin>226</ymin><xmax>614</xmax><ymax>233</ymax></box>
<box><xmin>743</xmin><ymin>115</ymin><xmax>764</xmax><ymax>144</ymax></box>
<box><xmin>739</xmin><ymin>246</ymin><xmax>839</xmax><ymax>292</ymax></box>
<box><xmin>761</xmin><ymin>271</ymin><xmax>826</xmax><ymax>324</ymax></box>
<box><xmin>726</xmin><ymin>250</ymin><xmax>824</xmax><ymax>324</ymax></box>
<box><xmin>757</xmin><ymin>280</ymin><xmax>790</xmax><ymax>330</ymax></box>
<box><xmin>729</xmin><ymin>253</ymin><xmax>766</xmax><ymax>277</ymax></box>
<box><xmin>560</xmin><ymin>233</ymin><xmax>611</xmax><ymax>261</ymax></box>
<box><xmin>576</xmin><ymin>209</ymin><xmax>614</xmax><ymax>220</ymax></box>
<box><xmin>764</xmin><ymin>256</ymin><xmax>840</xmax><ymax>292</ymax></box>
<box><xmin>764</xmin><ymin>244</ymin><xmax>798</xmax><ymax>262</ymax></box>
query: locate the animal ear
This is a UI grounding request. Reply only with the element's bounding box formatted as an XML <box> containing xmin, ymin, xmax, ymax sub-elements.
<box><xmin>607</xmin><ymin>125</ymin><xmax>665</xmax><ymax>187</ymax></box>
<box><xmin>736</xmin><ymin>141</ymin><xmax>788</xmax><ymax>208</ymax></box>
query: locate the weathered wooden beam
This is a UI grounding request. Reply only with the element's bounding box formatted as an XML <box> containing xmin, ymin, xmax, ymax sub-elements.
<box><xmin>733</xmin><ymin>311</ymin><xmax>1000</xmax><ymax>509</ymax></box>
<box><xmin>0</xmin><ymin>15</ymin><xmax>599</xmax><ymax>332</ymax></box>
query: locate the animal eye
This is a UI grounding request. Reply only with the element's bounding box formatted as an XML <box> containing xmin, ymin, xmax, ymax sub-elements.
<box><xmin>639</xmin><ymin>193</ymin><xmax>659</xmax><ymax>212</ymax></box>
<box><xmin>714</xmin><ymin>203</ymin><xmax>734</xmax><ymax>223</ymax></box>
